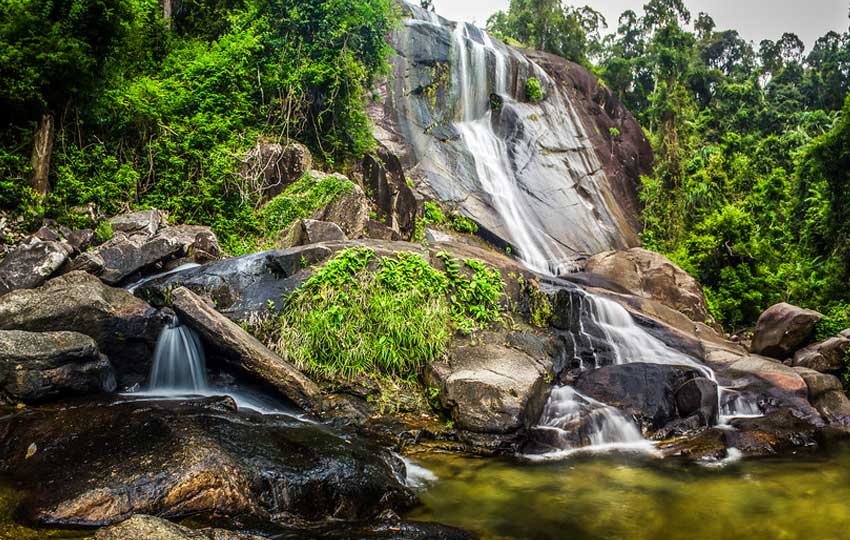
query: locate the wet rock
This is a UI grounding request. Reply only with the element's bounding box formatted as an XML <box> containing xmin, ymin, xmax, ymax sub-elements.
<box><xmin>0</xmin><ymin>239</ymin><xmax>71</xmax><ymax>296</ymax></box>
<box><xmin>361</xmin><ymin>147</ymin><xmax>418</xmax><ymax>239</ymax></box>
<box><xmin>0</xmin><ymin>398</ymin><xmax>415</xmax><ymax>528</ymax></box>
<box><xmin>425</xmin><ymin>339</ymin><xmax>552</xmax><ymax>434</ymax></box>
<box><xmin>0</xmin><ymin>271</ymin><xmax>166</xmax><ymax>385</ymax></box>
<box><xmin>108</xmin><ymin>209</ymin><xmax>164</xmax><ymax>236</ymax></box>
<box><xmin>792</xmin><ymin>337</ymin><xmax>850</xmax><ymax>374</ymax></box>
<box><xmin>95</xmin><ymin>515</ymin><xmax>264</xmax><ymax>540</ymax></box>
<box><xmin>0</xmin><ymin>330</ymin><xmax>116</xmax><ymax>403</ymax></box>
<box><xmin>280</xmin><ymin>219</ymin><xmax>348</xmax><ymax>248</ymax></box>
<box><xmin>170</xmin><ymin>287</ymin><xmax>323</xmax><ymax>413</ymax></box>
<box><xmin>244</xmin><ymin>142</ymin><xmax>313</xmax><ymax>200</ymax></box>
<box><xmin>312</xmin><ymin>182</ymin><xmax>371</xmax><ymax>238</ymax></box>
<box><xmin>574</xmin><ymin>363</ymin><xmax>718</xmax><ymax>432</ymax></box>
<box><xmin>750</xmin><ymin>303</ymin><xmax>823</xmax><ymax>359</ymax></box>
<box><xmin>585</xmin><ymin>248</ymin><xmax>714</xmax><ymax>325</ymax></box>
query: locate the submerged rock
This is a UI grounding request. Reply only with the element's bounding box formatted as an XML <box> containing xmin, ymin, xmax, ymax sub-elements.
<box><xmin>170</xmin><ymin>287</ymin><xmax>323</xmax><ymax>413</ymax></box>
<box><xmin>95</xmin><ymin>515</ymin><xmax>265</xmax><ymax>540</ymax></box>
<box><xmin>0</xmin><ymin>330</ymin><xmax>116</xmax><ymax>403</ymax></box>
<box><xmin>0</xmin><ymin>397</ymin><xmax>415</xmax><ymax>528</ymax></box>
<box><xmin>0</xmin><ymin>271</ymin><xmax>166</xmax><ymax>385</ymax></box>
<box><xmin>0</xmin><ymin>239</ymin><xmax>71</xmax><ymax>296</ymax></box>
<box><xmin>750</xmin><ymin>303</ymin><xmax>823</xmax><ymax>359</ymax></box>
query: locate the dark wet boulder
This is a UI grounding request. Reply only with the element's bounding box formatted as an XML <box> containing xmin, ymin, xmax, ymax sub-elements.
<box><xmin>794</xmin><ymin>367</ymin><xmax>850</xmax><ymax>426</ymax></box>
<box><xmin>361</xmin><ymin>147</ymin><xmax>418</xmax><ymax>240</ymax></box>
<box><xmin>0</xmin><ymin>271</ymin><xmax>166</xmax><ymax>385</ymax></box>
<box><xmin>750</xmin><ymin>303</ymin><xmax>823</xmax><ymax>359</ymax></box>
<box><xmin>425</xmin><ymin>336</ymin><xmax>553</xmax><ymax>435</ymax></box>
<box><xmin>0</xmin><ymin>397</ymin><xmax>415</xmax><ymax>528</ymax></box>
<box><xmin>364</xmin><ymin>219</ymin><xmax>403</xmax><ymax>241</ymax></box>
<box><xmin>574</xmin><ymin>363</ymin><xmax>718</xmax><ymax>432</ymax></box>
<box><xmin>0</xmin><ymin>330</ymin><xmax>115</xmax><ymax>403</ymax></box>
<box><xmin>170</xmin><ymin>287</ymin><xmax>323</xmax><ymax>414</ymax></box>
<box><xmin>0</xmin><ymin>239</ymin><xmax>71</xmax><ymax>296</ymax></box>
<box><xmin>792</xmin><ymin>336</ymin><xmax>850</xmax><ymax>374</ymax></box>
<box><xmin>95</xmin><ymin>515</ymin><xmax>265</xmax><ymax>540</ymax></box>
<box><xmin>585</xmin><ymin>248</ymin><xmax>714</xmax><ymax>326</ymax></box>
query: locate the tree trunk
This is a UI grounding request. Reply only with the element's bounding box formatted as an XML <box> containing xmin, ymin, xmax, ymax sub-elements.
<box><xmin>30</xmin><ymin>112</ymin><xmax>54</xmax><ymax>196</ymax></box>
<box><xmin>163</xmin><ymin>0</ymin><xmax>173</xmax><ymax>28</ymax></box>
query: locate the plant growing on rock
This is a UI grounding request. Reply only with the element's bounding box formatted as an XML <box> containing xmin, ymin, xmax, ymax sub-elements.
<box><xmin>526</xmin><ymin>77</ymin><xmax>543</xmax><ymax>102</ymax></box>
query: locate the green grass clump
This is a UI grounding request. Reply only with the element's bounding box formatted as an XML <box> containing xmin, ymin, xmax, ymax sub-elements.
<box><xmin>258</xmin><ymin>172</ymin><xmax>354</xmax><ymax>241</ymax></box>
<box><xmin>272</xmin><ymin>247</ymin><xmax>505</xmax><ymax>380</ymax></box>
<box><xmin>449</xmin><ymin>214</ymin><xmax>479</xmax><ymax>234</ymax></box>
<box><xmin>815</xmin><ymin>303</ymin><xmax>850</xmax><ymax>341</ymax></box>
<box><xmin>424</xmin><ymin>201</ymin><xmax>446</xmax><ymax>224</ymax></box>
<box><xmin>422</xmin><ymin>200</ymin><xmax>479</xmax><ymax>236</ymax></box>
<box><xmin>526</xmin><ymin>77</ymin><xmax>543</xmax><ymax>101</ymax></box>
<box><xmin>94</xmin><ymin>220</ymin><xmax>113</xmax><ymax>243</ymax></box>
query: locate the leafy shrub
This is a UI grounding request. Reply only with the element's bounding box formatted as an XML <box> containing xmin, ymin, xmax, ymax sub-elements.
<box><xmin>271</xmin><ymin>248</ymin><xmax>505</xmax><ymax>380</ymax></box>
<box><xmin>449</xmin><ymin>214</ymin><xmax>478</xmax><ymax>234</ymax></box>
<box><xmin>94</xmin><ymin>221</ymin><xmax>114</xmax><ymax>244</ymax></box>
<box><xmin>423</xmin><ymin>201</ymin><xmax>446</xmax><ymax>224</ymax></box>
<box><xmin>815</xmin><ymin>303</ymin><xmax>850</xmax><ymax>341</ymax></box>
<box><xmin>258</xmin><ymin>172</ymin><xmax>354</xmax><ymax>241</ymax></box>
<box><xmin>526</xmin><ymin>77</ymin><xmax>543</xmax><ymax>101</ymax></box>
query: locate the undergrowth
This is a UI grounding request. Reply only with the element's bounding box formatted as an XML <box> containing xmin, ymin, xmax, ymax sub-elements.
<box><xmin>265</xmin><ymin>247</ymin><xmax>505</xmax><ymax>380</ymax></box>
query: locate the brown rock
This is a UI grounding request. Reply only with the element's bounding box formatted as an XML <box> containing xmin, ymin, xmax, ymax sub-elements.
<box><xmin>244</xmin><ymin>142</ymin><xmax>313</xmax><ymax>200</ymax></box>
<box><xmin>279</xmin><ymin>219</ymin><xmax>348</xmax><ymax>248</ymax></box>
<box><xmin>364</xmin><ymin>219</ymin><xmax>402</xmax><ymax>241</ymax></box>
<box><xmin>792</xmin><ymin>336</ymin><xmax>850</xmax><ymax>374</ymax></box>
<box><xmin>750</xmin><ymin>303</ymin><xmax>823</xmax><ymax>359</ymax></box>
<box><xmin>95</xmin><ymin>515</ymin><xmax>264</xmax><ymax>540</ymax></box>
<box><xmin>312</xmin><ymin>182</ymin><xmax>371</xmax><ymax>238</ymax></box>
<box><xmin>361</xmin><ymin>147</ymin><xmax>418</xmax><ymax>239</ymax></box>
<box><xmin>585</xmin><ymin>248</ymin><xmax>713</xmax><ymax>325</ymax></box>
<box><xmin>170</xmin><ymin>287</ymin><xmax>322</xmax><ymax>413</ymax></box>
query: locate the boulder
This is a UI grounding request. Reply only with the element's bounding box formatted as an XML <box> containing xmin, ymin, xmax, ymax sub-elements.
<box><xmin>72</xmin><ymin>224</ymin><xmax>220</xmax><ymax>285</ymax></box>
<box><xmin>794</xmin><ymin>367</ymin><xmax>844</xmax><ymax>400</ymax></box>
<box><xmin>792</xmin><ymin>336</ymin><xmax>850</xmax><ymax>374</ymax></box>
<box><xmin>244</xmin><ymin>142</ymin><xmax>313</xmax><ymax>200</ymax></box>
<box><xmin>750</xmin><ymin>303</ymin><xmax>823</xmax><ymax>359</ymax></box>
<box><xmin>364</xmin><ymin>219</ymin><xmax>402</xmax><ymax>241</ymax></box>
<box><xmin>0</xmin><ymin>397</ymin><xmax>415</xmax><ymax>528</ymax></box>
<box><xmin>574</xmin><ymin>363</ymin><xmax>718</xmax><ymax>432</ymax></box>
<box><xmin>0</xmin><ymin>330</ymin><xmax>116</xmax><ymax>403</ymax></box>
<box><xmin>312</xmin><ymin>183</ymin><xmax>371</xmax><ymax>238</ymax></box>
<box><xmin>0</xmin><ymin>271</ymin><xmax>166</xmax><ymax>385</ymax></box>
<box><xmin>65</xmin><ymin>229</ymin><xmax>95</xmax><ymax>254</ymax></box>
<box><xmin>170</xmin><ymin>287</ymin><xmax>323</xmax><ymax>413</ymax></box>
<box><xmin>280</xmin><ymin>219</ymin><xmax>348</xmax><ymax>248</ymax></box>
<box><xmin>108</xmin><ymin>209</ymin><xmax>164</xmax><ymax>236</ymax></box>
<box><xmin>0</xmin><ymin>239</ymin><xmax>71</xmax><ymax>296</ymax></box>
<box><xmin>361</xmin><ymin>147</ymin><xmax>418</xmax><ymax>239</ymax></box>
<box><xmin>792</xmin><ymin>366</ymin><xmax>850</xmax><ymax>426</ymax></box>
<box><xmin>425</xmin><ymin>340</ymin><xmax>552</xmax><ymax>434</ymax></box>
<box><xmin>95</xmin><ymin>515</ymin><xmax>264</xmax><ymax>540</ymax></box>
<box><xmin>585</xmin><ymin>248</ymin><xmax>713</xmax><ymax>325</ymax></box>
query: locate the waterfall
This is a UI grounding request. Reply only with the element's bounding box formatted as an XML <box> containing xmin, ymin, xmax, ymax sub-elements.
<box><xmin>148</xmin><ymin>314</ymin><xmax>208</xmax><ymax>392</ymax></box>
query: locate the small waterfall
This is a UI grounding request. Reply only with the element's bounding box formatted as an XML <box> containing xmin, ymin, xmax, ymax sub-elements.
<box><xmin>148</xmin><ymin>315</ymin><xmax>208</xmax><ymax>392</ymax></box>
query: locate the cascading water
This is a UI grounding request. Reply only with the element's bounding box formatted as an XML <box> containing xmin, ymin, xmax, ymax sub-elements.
<box><xmin>148</xmin><ymin>314</ymin><xmax>208</xmax><ymax>392</ymax></box>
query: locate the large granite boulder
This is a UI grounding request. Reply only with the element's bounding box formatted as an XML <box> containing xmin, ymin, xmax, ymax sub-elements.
<box><xmin>312</xmin><ymin>182</ymin><xmax>371</xmax><ymax>239</ymax></box>
<box><xmin>794</xmin><ymin>367</ymin><xmax>850</xmax><ymax>426</ymax></box>
<box><xmin>243</xmin><ymin>141</ymin><xmax>313</xmax><ymax>201</ymax></box>
<box><xmin>95</xmin><ymin>515</ymin><xmax>264</xmax><ymax>540</ymax></box>
<box><xmin>170</xmin><ymin>287</ymin><xmax>323</xmax><ymax>413</ymax></box>
<box><xmin>0</xmin><ymin>330</ymin><xmax>116</xmax><ymax>403</ymax></box>
<box><xmin>361</xmin><ymin>146</ymin><xmax>418</xmax><ymax>240</ymax></box>
<box><xmin>0</xmin><ymin>239</ymin><xmax>71</xmax><ymax>296</ymax></box>
<box><xmin>585</xmin><ymin>248</ymin><xmax>713</xmax><ymax>325</ymax></box>
<box><xmin>750</xmin><ymin>303</ymin><xmax>823</xmax><ymax>359</ymax></box>
<box><xmin>574</xmin><ymin>362</ymin><xmax>718</xmax><ymax>433</ymax></box>
<box><xmin>280</xmin><ymin>219</ymin><xmax>347</xmax><ymax>248</ymax></box>
<box><xmin>108</xmin><ymin>209</ymin><xmax>163</xmax><ymax>236</ymax></box>
<box><xmin>425</xmin><ymin>338</ymin><xmax>552</xmax><ymax>434</ymax></box>
<box><xmin>0</xmin><ymin>271</ymin><xmax>166</xmax><ymax>385</ymax></box>
<box><xmin>0</xmin><ymin>397</ymin><xmax>415</xmax><ymax>528</ymax></box>
<box><xmin>792</xmin><ymin>336</ymin><xmax>850</xmax><ymax>374</ymax></box>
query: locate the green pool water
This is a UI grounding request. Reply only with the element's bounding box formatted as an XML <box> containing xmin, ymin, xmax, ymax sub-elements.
<box><xmin>408</xmin><ymin>447</ymin><xmax>850</xmax><ymax>540</ymax></box>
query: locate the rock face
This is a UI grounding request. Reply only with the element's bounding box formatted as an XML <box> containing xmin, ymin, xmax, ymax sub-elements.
<box><xmin>574</xmin><ymin>363</ymin><xmax>718</xmax><ymax>432</ymax></box>
<box><xmin>0</xmin><ymin>397</ymin><xmax>415</xmax><ymax>528</ymax></box>
<box><xmin>0</xmin><ymin>239</ymin><xmax>71</xmax><ymax>296</ymax></box>
<box><xmin>170</xmin><ymin>287</ymin><xmax>323</xmax><ymax>413</ymax></box>
<box><xmin>585</xmin><ymin>248</ymin><xmax>713</xmax><ymax>325</ymax></box>
<box><xmin>750</xmin><ymin>303</ymin><xmax>823</xmax><ymax>359</ymax></box>
<box><xmin>425</xmin><ymin>339</ymin><xmax>552</xmax><ymax>434</ymax></box>
<box><xmin>95</xmin><ymin>515</ymin><xmax>264</xmax><ymax>540</ymax></box>
<box><xmin>243</xmin><ymin>141</ymin><xmax>313</xmax><ymax>201</ymax></box>
<box><xmin>792</xmin><ymin>336</ymin><xmax>850</xmax><ymax>374</ymax></box>
<box><xmin>0</xmin><ymin>271</ymin><xmax>166</xmax><ymax>385</ymax></box>
<box><xmin>361</xmin><ymin>146</ymin><xmax>418</xmax><ymax>240</ymax></box>
<box><xmin>312</xmin><ymin>182</ymin><xmax>371</xmax><ymax>239</ymax></box>
<box><xmin>371</xmin><ymin>4</ymin><xmax>649</xmax><ymax>270</ymax></box>
<box><xmin>0</xmin><ymin>330</ymin><xmax>116</xmax><ymax>403</ymax></box>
